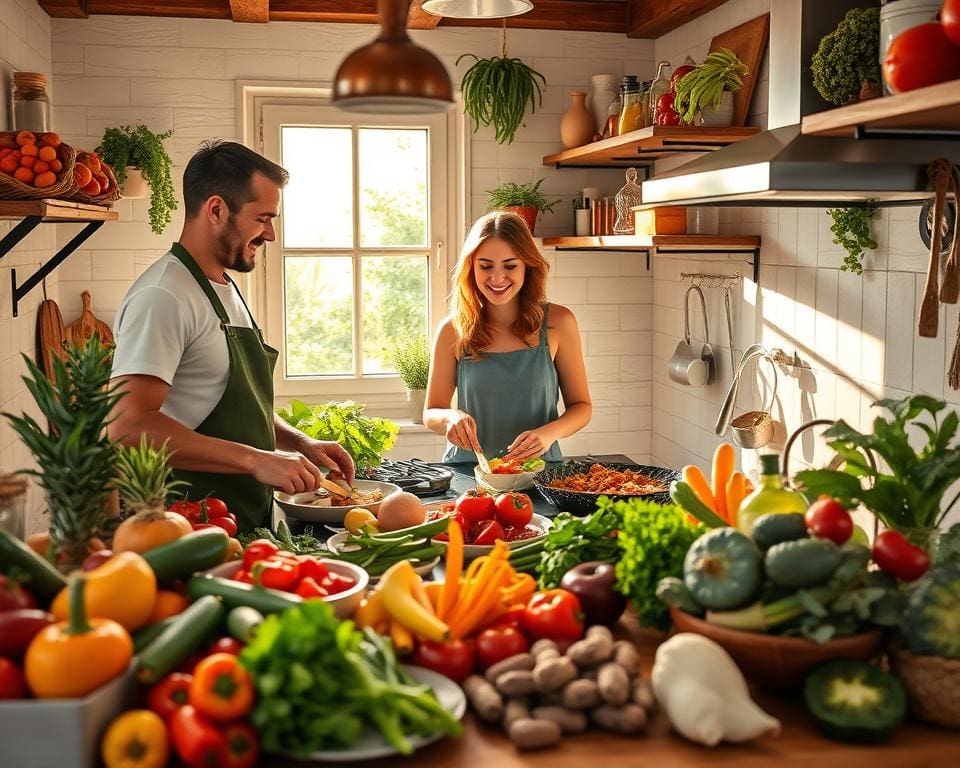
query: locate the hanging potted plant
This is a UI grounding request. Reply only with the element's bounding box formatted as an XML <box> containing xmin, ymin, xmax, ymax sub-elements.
<box><xmin>673</xmin><ymin>48</ymin><xmax>750</xmax><ymax>126</ymax></box>
<box><xmin>391</xmin><ymin>336</ymin><xmax>430</xmax><ymax>424</ymax></box>
<box><xmin>486</xmin><ymin>179</ymin><xmax>559</xmax><ymax>236</ymax></box>
<box><xmin>810</xmin><ymin>7</ymin><xmax>882</xmax><ymax>105</ymax></box>
<box><xmin>96</xmin><ymin>124</ymin><xmax>177</xmax><ymax>235</ymax></box>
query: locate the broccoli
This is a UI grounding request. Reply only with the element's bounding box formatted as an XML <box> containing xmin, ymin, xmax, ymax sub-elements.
<box><xmin>810</xmin><ymin>7</ymin><xmax>881</xmax><ymax>106</ymax></box>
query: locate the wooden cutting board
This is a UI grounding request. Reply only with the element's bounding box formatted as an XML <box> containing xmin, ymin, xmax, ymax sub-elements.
<box><xmin>65</xmin><ymin>290</ymin><xmax>114</xmax><ymax>348</ymax></box>
<box><xmin>36</xmin><ymin>298</ymin><xmax>66</xmax><ymax>379</ymax></box>
<box><xmin>709</xmin><ymin>13</ymin><xmax>770</xmax><ymax>128</ymax></box>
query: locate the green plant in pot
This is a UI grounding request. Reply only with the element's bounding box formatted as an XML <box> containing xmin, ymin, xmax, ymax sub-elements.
<box><xmin>391</xmin><ymin>336</ymin><xmax>430</xmax><ymax>424</ymax></box>
<box><xmin>810</xmin><ymin>7</ymin><xmax>882</xmax><ymax>105</ymax></box>
<box><xmin>486</xmin><ymin>178</ymin><xmax>560</xmax><ymax>236</ymax></box>
<box><xmin>828</xmin><ymin>205</ymin><xmax>878</xmax><ymax>274</ymax></box>
<box><xmin>673</xmin><ymin>48</ymin><xmax>749</xmax><ymax>126</ymax></box>
<box><xmin>96</xmin><ymin>124</ymin><xmax>177</xmax><ymax>235</ymax></box>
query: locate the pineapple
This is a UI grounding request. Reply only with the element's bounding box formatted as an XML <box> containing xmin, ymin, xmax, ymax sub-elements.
<box><xmin>3</xmin><ymin>336</ymin><xmax>120</xmax><ymax>572</ymax></box>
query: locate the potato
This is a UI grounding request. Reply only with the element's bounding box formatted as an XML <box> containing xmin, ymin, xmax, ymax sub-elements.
<box><xmin>531</xmin><ymin>705</ymin><xmax>588</xmax><ymax>734</ymax></box>
<box><xmin>530</xmin><ymin>638</ymin><xmax>559</xmax><ymax>658</ymax></box>
<box><xmin>561</xmin><ymin>678</ymin><xmax>601</xmax><ymax>710</ymax></box>
<box><xmin>566</xmin><ymin>634</ymin><xmax>614</xmax><ymax>668</ymax></box>
<box><xmin>632</xmin><ymin>676</ymin><xmax>655</xmax><ymax>711</ymax></box>
<box><xmin>533</xmin><ymin>656</ymin><xmax>578</xmax><ymax>692</ymax></box>
<box><xmin>597</xmin><ymin>662</ymin><xmax>631</xmax><ymax>706</ymax></box>
<box><xmin>463</xmin><ymin>675</ymin><xmax>503</xmax><ymax>723</ymax></box>
<box><xmin>496</xmin><ymin>670</ymin><xmax>537</xmax><ymax>697</ymax></box>
<box><xmin>613</xmin><ymin>640</ymin><xmax>641</xmax><ymax>677</ymax></box>
<box><xmin>591</xmin><ymin>703</ymin><xmax>648</xmax><ymax>734</ymax></box>
<box><xmin>502</xmin><ymin>698</ymin><xmax>531</xmax><ymax>731</ymax></box>
<box><xmin>508</xmin><ymin>718</ymin><xmax>562</xmax><ymax>750</ymax></box>
<box><xmin>485</xmin><ymin>653</ymin><xmax>535</xmax><ymax>683</ymax></box>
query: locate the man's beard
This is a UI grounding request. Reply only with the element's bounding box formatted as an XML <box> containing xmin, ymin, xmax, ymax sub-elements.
<box><xmin>216</xmin><ymin>216</ymin><xmax>263</xmax><ymax>273</ymax></box>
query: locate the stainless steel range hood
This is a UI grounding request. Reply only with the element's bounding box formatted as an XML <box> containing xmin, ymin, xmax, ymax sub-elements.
<box><xmin>642</xmin><ymin>0</ymin><xmax>959</xmax><ymax>208</ymax></box>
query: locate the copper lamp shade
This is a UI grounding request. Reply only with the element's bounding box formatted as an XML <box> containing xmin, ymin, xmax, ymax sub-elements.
<box><xmin>421</xmin><ymin>0</ymin><xmax>533</xmax><ymax>18</ymax></box>
<box><xmin>332</xmin><ymin>0</ymin><xmax>454</xmax><ymax>114</ymax></box>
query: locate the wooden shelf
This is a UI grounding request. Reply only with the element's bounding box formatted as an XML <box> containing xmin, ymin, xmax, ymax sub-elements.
<box><xmin>801</xmin><ymin>78</ymin><xmax>960</xmax><ymax>138</ymax></box>
<box><xmin>542</xmin><ymin>126</ymin><xmax>761</xmax><ymax>168</ymax></box>
<box><xmin>0</xmin><ymin>198</ymin><xmax>118</xmax><ymax>222</ymax></box>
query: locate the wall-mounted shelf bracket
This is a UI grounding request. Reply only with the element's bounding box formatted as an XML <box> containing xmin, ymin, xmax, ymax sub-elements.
<box><xmin>648</xmin><ymin>245</ymin><xmax>760</xmax><ymax>283</ymax></box>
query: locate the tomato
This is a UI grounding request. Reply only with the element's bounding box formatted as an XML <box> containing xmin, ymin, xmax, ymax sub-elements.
<box><xmin>883</xmin><ymin>23</ymin><xmax>960</xmax><ymax>93</ymax></box>
<box><xmin>944</xmin><ymin>0</ymin><xmax>960</xmax><ymax>45</ymax></box>
<box><xmin>0</xmin><ymin>657</ymin><xmax>25</xmax><ymax>699</ymax></box>
<box><xmin>474</xmin><ymin>626</ymin><xmax>529</xmax><ymax>670</ymax></box>
<box><xmin>656</xmin><ymin>91</ymin><xmax>676</xmax><ymax>113</ymax></box>
<box><xmin>204</xmin><ymin>497</ymin><xmax>229</xmax><ymax>519</ymax></box>
<box><xmin>252</xmin><ymin>556</ymin><xmax>300</xmax><ymax>591</ymax></box>
<box><xmin>411</xmin><ymin>639</ymin><xmax>474</xmax><ymax>682</ymax></box>
<box><xmin>221</xmin><ymin>721</ymin><xmax>259</xmax><ymax>768</ymax></box>
<box><xmin>297</xmin><ymin>556</ymin><xmax>330</xmax><ymax>583</ymax></box>
<box><xmin>0</xmin><ymin>575</ymin><xmax>36</xmax><ymax>612</ymax></box>
<box><xmin>170</xmin><ymin>499</ymin><xmax>201</xmax><ymax>520</ymax></box>
<box><xmin>671</xmin><ymin>64</ymin><xmax>696</xmax><ymax>90</ymax></box>
<box><xmin>656</xmin><ymin>108</ymin><xmax>681</xmax><ymax>126</ymax></box>
<box><xmin>804</xmin><ymin>496</ymin><xmax>853</xmax><ymax>545</ymax></box>
<box><xmin>319</xmin><ymin>571</ymin><xmax>356</xmax><ymax>595</ymax></box>
<box><xmin>521</xmin><ymin>589</ymin><xmax>584</xmax><ymax>642</ymax></box>
<box><xmin>295</xmin><ymin>576</ymin><xmax>330</xmax><ymax>599</ymax></box>
<box><xmin>208</xmin><ymin>637</ymin><xmax>243</xmax><ymax>656</ymax></box>
<box><xmin>873</xmin><ymin>530</ymin><xmax>930</xmax><ymax>582</ymax></box>
<box><xmin>455</xmin><ymin>489</ymin><xmax>496</xmax><ymax>525</ymax></box>
<box><xmin>472</xmin><ymin>519</ymin><xmax>504</xmax><ymax>546</ymax></box>
<box><xmin>494</xmin><ymin>492</ymin><xmax>534</xmax><ymax>529</ymax></box>
<box><xmin>147</xmin><ymin>672</ymin><xmax>193</xmax><ymax>720</ymax></box>
<box><xmin>242</xmin><ymin>539</ymin><xmax>280</xmax><ymax>571</ymax></box>
<box><xmin>208</xmin><ymin>516</ymin><xmax>238</xmax><ymax>537</ymax></box>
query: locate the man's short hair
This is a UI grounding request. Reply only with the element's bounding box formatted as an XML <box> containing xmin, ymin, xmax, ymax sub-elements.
<box><xmin>183</xmin><ymin>140</ymin><xmax>289</xmax><ymax>218</ymax></box>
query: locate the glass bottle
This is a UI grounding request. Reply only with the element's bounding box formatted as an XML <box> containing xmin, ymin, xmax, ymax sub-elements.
<box><xmin>11</xmin><ymin>72</ymin><xmax>50</xmax><ymax>133</ymax></box>
<box><xmin>639</xmin><ymin>80</ymin><xmax>653</xmax><ymax>127</ymax></box>
<box><xmin>648</xmin><ymin>61</ymin><xmax>672</xmax><ymax>126</ymax></box>
<box><xmin>736</xmin><ymin>454</ymin><xmax>808</xmax><ymax>536</ymax></box>
<box><xmin>604</xmin><ymin>86</ymin><xmax>623</xmax><ymax>138</ymax></box>
<box><xmin>617</xmin><ymin>76</ymin><xmax>643</xmax><ymax>136</ymax></box>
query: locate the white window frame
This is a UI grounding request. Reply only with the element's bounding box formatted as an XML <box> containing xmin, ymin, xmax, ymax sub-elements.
<box><xmin>240</xmin><ymin>82</ymin><xmax>468</xmax><ymax>412</ymax></box>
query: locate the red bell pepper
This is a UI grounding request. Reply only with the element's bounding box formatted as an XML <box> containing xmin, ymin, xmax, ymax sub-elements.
<box><xmin>296</xmin><ymin>555</ymin><xmax>329</xmax><ymax>583</ymax></box>
<box><xmin>252</xmin><ymin>556</ymin><xmax>300</xmax><ymax>591</ymax></box>
<box><xmin>222</xmin><ymin>721</ymin><xmax>260</xmax><ymax>768</ymax></box>
<box><xmin>242</xmin><ymin>539</ymin><xmax>279</xmax><ymax>571</ymax></box>
<box><xmin>295</xmin><ymin>576</ymin><xmax>330</xmax><ymax>599</ymax></box>
<box><xmin>521</xmin><ymin>589</ymin><xmax>584</xmax><ymax>642</ymax></box>
<box><xmin>320</xmin><ymin>571</ymin><xmax>356</xmax><ymax>596</ymax></box>
<box><xmin>170</xmin><ymin>705</ymin><xmax>228</xmax><ymax>768</ymax></box>
<box><xmin>148</xmin><ymin>672</ymin><xmax>193</xmax><ymax>721</ymax></box>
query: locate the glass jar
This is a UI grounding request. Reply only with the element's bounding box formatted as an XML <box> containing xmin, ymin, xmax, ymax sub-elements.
<box><xmin>604</xmin><ymin>86</ymin><xmax>623</xmax><ymax>138</ymax></box>
<box><xmin>0</xmin><ymin>472</ymin><xmax>28</xmax><ymax>541</ymax></box>
<box><xmin>617</xmin><ymin>76</ymin><xmax>643</xmax><ymax>136</ymax></box>
<box><xmin>11</xmin><ymin>72</ymin><xmax>50</xmax><ymax>133</ymax></box>
<box><xmin>736</xmin><ymin>454</ymin><xmax>808</xmax><ymax>535</ymax></box>
<box><xmin>639</xmin><ymin>80</ymin><xmax>652</xmax><ymax>127</ymax></box>
<box><xmin>648</xmin><ymin>61</ymin><xmax>672</xmax><ymax>126</ymax></box>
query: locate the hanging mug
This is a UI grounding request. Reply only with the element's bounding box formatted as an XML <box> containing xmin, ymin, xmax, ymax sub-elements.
<box><xmin>668</xmin><ymin>285</ymin><xmax>715</xmax><ymax>386</ymax></box>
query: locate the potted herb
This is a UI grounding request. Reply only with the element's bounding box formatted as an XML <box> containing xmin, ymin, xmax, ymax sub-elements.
<box><xmin>828</xmin><ymin>205</ymin><xmax>879</xmax><ymax>274</ymax></box>
<box><xmin>673</xmin><ymin>48</ymin><xmax>749</xmax><ymax>126</ymax></box>
<box><xmin>96</xmin><ymin>124</ymin><xmax>177</xmax><ymax>235</ymax></box>
<box><xmin>810</xmin><ymin>7</ymin><xmax>882</xmax><ymax>105</ymax></box>
<box><xmin>391</xmin><ymin>336</ymin><xmax>430</xmax><ymax>424</ymax></box>
<box><xmin>486</xmin><ymin>178</ymin><xmax>560</xmax><ymax>235</ymax></box>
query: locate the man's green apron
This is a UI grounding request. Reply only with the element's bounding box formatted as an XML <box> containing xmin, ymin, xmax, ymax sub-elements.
<box><xmin>169</xmin><ymin>243</ymin><xmax>278</xmax><ymax>533</ymax></box>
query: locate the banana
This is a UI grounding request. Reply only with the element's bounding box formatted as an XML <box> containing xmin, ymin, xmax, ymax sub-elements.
<box><xmin>379</xmin><ymin>561</ymin><xmax>450</xmax><ymax>642</ymax></box>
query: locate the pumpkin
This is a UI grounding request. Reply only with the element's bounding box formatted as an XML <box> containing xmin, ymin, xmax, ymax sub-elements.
<box><xmin>112</xmin><ymin>508</ymin><xmax>192</xmax><ymax>554</ymax></box>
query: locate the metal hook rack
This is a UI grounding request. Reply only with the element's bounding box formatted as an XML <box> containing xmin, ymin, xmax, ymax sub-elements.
<box><xmin>679</xmin><ymin>271</ymin><xmax>743</xmax><ymax>289</ymax></box>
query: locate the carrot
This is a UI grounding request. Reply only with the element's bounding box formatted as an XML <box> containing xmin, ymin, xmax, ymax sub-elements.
<box><xmin>410</xmin><ymin>575</ymin><xmax>436</xmax><ymax>616</ymax></box>
<box><xmin>449</xmin><ymin>562</ymin><xmax>511</xmax><ymax>639</ymax></box>
<box><xmin>389</xmin><ymin>619</ymin><xmax>414</xmax><ymax>655</ymax></box>
<box><xmin>725</xmin><ymin>471</ymin><xmax>746</xmax><ymax>530</ymax></box>
<box><xmin>437</xmin><ymin>519</ymin><xmax>464</xmax><ymax>620</ymax></box>
<box><xmin>712</xmin><ymin>443</ymin><xmax>735</xmax><ymax>523</ymax></box>
<box><xmin>424</xmin><ymin>581</ymin><xmax>444</xmax><ymax>611</ymax></box>
<box><xmin>682</xmin><ymin>464</ymin><xmax>717</xmax><ymax>511</ymax></box>
<box><xmin>502</xmin><ymin>573</ymin><xmax>536</xmax><ymax>604</ymax></box>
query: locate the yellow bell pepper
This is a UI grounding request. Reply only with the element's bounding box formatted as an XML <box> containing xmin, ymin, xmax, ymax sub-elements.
<box><xmin>26</xmin><ymin>575</ymin><xmax>133</xmax><ymax>698</ymax></box>
<box><xmin>101</xmin><ymin>710</ymin><xmax>169</xmax><ymax>768</ymax></box>
<box><xmin>52</xmin><ymin>551</ymin><xmax>156</xmax><ymax>631</ymax></box>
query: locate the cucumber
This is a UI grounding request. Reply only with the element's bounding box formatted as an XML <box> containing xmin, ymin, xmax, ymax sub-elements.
<box><xmin>0</xmin><ymin>529</ymin><xmax>66</xmax><ymax>603</ymax></box>
<box><xmin>670</xmin><ymin>481</ymin><xmax>727</xmax><ymax>529</ymax></box>
<box><xmin>132</xmin><ymin>616</ymin><xmax>177</xmax><ymax>653</ymax></box>
<box><xmin>187</xmin><ymin>575</ymin><xmax>302</xmax><ymax>614</ymax></box>
<box><xmin>136</xmin><ymin>595</ymin><xmax>226</xmax><ymax>684</ymax></box>
<box><xmin>227</xmin><ymin>606</ymin><xmax>264</xmax><ymax>644</ymax></box>
<box><xmin>142</xmin><ymin>528</ymin><xmax>229</xmax><ymax>584</ymax></box>
<box><xmin>765</xmin><ymin>538</ymin><xmax>843</xmax><ymax>589</ymax></box>
<box><xmin>750</xmin><ymin>513</ymin><xmax>808</xmax><ymax>551</ymax></box>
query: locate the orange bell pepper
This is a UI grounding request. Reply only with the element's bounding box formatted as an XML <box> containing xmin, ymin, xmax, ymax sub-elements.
<box><xmin>188</xmin><ymin>652</ymin><xmax>254</xmax><ymax>721</ymax></box>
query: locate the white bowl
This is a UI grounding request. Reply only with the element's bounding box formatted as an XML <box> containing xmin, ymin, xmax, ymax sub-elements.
<box><xmin>433</xmin><ymin>512</ymin><xmax>552</xmax><ymax>561</ymax></box>
<box><xmin>473</xmin><ymin>466</ymin><xmax>540</xmax><ymax>492</ymax></box>
<box><xmin>274</xmin><ymin>479</ymin><xmax>401</xmax><ymax>524</ymax></box>
<box><xmin>325</xmin><ymin>530</ymin><xmax>440</xmax><ymax>581</ymax></box>
<box><xmin>207</xmin><ymin>559</ymin><xmax>369</xmax><ymax>619</ymax></box>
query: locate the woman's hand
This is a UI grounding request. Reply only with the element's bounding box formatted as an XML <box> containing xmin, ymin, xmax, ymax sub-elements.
<box><xmin>445</xmin><ymin>411</ymin><xmax>482</xmax><ymax>452</ymax></box>
<box><xmin>505</xmin><ymin>428</ymin><xmax>553</xmax><ymax>461</ymax></box>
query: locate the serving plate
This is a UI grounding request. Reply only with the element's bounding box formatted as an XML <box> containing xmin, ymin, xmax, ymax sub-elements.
<box><xmin>325</xmin><ymin>530</ymin><xmax>441</xmax><ymax>579</ymax></box>
<box><xmin>274</xmin><ymin>479</ymin><xmax>401</xmax><ymax>524</ymax></box>
<box><xmin>534</xmin><ymin>461</ymin><xmax>679</xmax><ymax>516</ymax></box>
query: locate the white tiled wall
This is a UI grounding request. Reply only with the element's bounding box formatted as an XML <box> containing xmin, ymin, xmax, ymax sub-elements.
<box><xmin>0</xmin><ymin>0</ymin><xmax>55</xmax><ymax>536</ymax></box>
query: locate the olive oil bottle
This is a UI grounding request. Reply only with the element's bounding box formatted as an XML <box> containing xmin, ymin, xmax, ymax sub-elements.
<box><xmin>736</xmin><ymin>453</ymin><xmax>807</xmax><ymax>536</ymax></box>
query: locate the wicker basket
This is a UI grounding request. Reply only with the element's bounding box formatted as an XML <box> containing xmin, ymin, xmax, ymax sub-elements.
<box><xmin>68</xmin><ymin>159</ymin><xmax>120</xmax><ymax>205</ymax></box>
<box><xmin>0</xmin><ymin>136</ymin><xmax>76</xmax><ymax>201</ymax></box>
<box><xmin>890</xmin><ymin>646</ymin><xmax>960</xmax><ymax>727</ymax></box>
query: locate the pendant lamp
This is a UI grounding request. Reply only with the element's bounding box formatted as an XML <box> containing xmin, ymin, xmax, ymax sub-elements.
<box><xmin>332</xmin><ymin>0</ymin><xmax>454</xmax><ymax>114</ymax></box>
<box><xmin>421</xmin><ymin>0</ymin><xmax>533</xmax><ymax>18</ymax></box>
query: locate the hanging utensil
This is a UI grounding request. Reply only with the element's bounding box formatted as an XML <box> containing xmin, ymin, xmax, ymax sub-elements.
<box><xmin>723</xmin><ymin>286</ymin><xmax>737</xmax><ymax>375</ymax></box>
<box><xmin>919</xmin><ymin>160</ymin><xmax>952</xmax><ymax>337</ymax></box>
<box><xmin>940</xmin><ymin>161</ymin><xmax>960</xmax><ymax>305</ymax></box>
<box><xmin>668</xmin><ymin>285</ymin><xmax>714</xmax><ymax>387</ymax></box>
<box><xmin>715</xmin><ymin>343</ymin><xmax>766</xmax><ymax>438</ymax></box>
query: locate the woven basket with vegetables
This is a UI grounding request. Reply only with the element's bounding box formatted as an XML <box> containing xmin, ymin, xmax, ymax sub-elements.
<box><xmin>68</xmin><ymin>149</ymin><xmax>121</xmax><ymax>205</ymax></box>
<box><xmin>0</xmin><ymin>131</ymin><xmax>76</xmax><ymax>200</ymax></box>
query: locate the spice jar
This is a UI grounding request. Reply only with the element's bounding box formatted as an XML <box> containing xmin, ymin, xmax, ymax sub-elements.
<box><xmin>11</xmin><ymin>72</ymin><xmax>50</xmax><ymax>133</ymax></box>
<box><xmin>617</xmin><ymin>76</ymin><xmax>643</xmax><ymax>136</ymax></box>
<box><xmin>0</xmin><ymin>472</ymin><xmax>28</xmax><ymax>540</ymax></box>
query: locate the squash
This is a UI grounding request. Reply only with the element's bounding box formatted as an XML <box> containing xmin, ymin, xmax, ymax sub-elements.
<box><xmin>750</xmin><ymin>513</ymin><xmax>808</xmax><ymax>551</ymax></box>
<box><xmin>903</xmin><ymin>563</ymin><xmax>960</xmax><ymax>658</ymax></box>
<box><xmin>683</xmin><ymin>528</ymin><xmax>762</xmax><ymax>610</ymax></box>
<box><xmin>112</xmin><ymin>509</ymin><xmax>192</xmax><ymax>554</ymax></box>
<box><xmin>764</xmin><ymin>538</ymin><xmax>842</xmax><ymax>589</ymax></box>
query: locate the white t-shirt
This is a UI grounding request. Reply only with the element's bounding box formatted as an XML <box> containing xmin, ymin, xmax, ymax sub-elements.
<box><xmin>111</xmin><ymin>251</ymin><xmax>256</xmax><ymax>429</ymax></box>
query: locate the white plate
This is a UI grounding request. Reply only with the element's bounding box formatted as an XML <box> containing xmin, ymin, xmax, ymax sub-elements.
<box><xmin>432</xmin><ymin>512</ymin><xmax>552</xmax><ymax>560</ymax></box>
<box><xmin>325</xmin><ymin>530</ymin><xmax>440</xmax><ymax>579</ymax></box>
<box><xmin>285</xmin><ymin>665</ymin><xmax>466</xmax><ymax>762</ymax></box>
<box><xmin>275</xmin><ymin>479</ymin><xmax>401</xmax><ymax>524</ymax></box>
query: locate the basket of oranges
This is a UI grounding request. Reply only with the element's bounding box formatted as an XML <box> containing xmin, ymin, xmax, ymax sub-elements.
<box><xmin>69</xmin><ymin>149</ymin><xmax>120</xmax><ymax>204</ymax></box>
<box><xmin>0</xmin><ymin>130</ymin><xmax>76</xmax><ymax>200</ymax></box>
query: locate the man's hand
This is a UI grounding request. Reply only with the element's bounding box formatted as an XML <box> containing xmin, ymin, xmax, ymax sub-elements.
<box><xmin>299</xmin><ymin>439</ymin><xmax>355</xmax><ymax>485</ymax></box>
<box><xmin>251</xmin><ymin>449</ymin><xmax>323</xmax><ymax>494</ymax></box>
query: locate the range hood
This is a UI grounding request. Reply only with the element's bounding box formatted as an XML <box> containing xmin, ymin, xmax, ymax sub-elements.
<box><xmin>642</xmin><ymin>0</ymin><xmax>960</xmax><ymax>208</ymax></box>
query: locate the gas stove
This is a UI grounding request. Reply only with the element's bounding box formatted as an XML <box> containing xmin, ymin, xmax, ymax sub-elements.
<box><xmin>363</xmin><ymin>458</ymin><xmax>454</xmax><ymax>497</ymax></box>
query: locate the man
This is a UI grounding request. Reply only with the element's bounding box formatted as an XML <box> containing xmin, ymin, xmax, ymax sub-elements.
<box><xmin>108</xmin><ymin>140</ymin><xmax>353</xmax><ymax>533</ymax></box>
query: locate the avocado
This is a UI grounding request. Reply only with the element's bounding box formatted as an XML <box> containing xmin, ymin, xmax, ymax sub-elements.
<box><xmin>803</xmin><ymin>660</ymin><xmax>906</xmax><ymax>743</ymax></box>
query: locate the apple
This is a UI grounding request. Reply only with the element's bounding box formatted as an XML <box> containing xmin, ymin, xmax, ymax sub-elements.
<box><xmin>560</xmin><ymin>561</ymin><xmax>626</xmax><ymax>627</ymax></box>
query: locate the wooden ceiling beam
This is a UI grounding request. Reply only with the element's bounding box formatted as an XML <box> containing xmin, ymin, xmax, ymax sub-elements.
<box><xmin>229</xmin><ymin>0</ymin><xmax>269</xmax><ymax>23</ymax></box>
<box><xmin>627</xmin><ymin>0</ymin><xmax>727</xmax><ymax>38</ymax></box>
<box><xmin>408</xmin><ymin>0</ymin><xmax>441</xmax><ymax>30</ymax></box>
<box><xmin>37</xmin><ymin>0</ymin><xmax>88</xmax><ymax>18</ymax></box>
<box><xmin>86</xmin><ymin>1</ymin><xmax>230</xmax><ymax>20</ymax></box>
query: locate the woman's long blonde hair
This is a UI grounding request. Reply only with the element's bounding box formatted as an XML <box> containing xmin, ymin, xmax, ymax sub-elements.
<box><xmin>451</xmin><ymin>211</ymin><xmax>550</xmax><ymax>359</ymax></box>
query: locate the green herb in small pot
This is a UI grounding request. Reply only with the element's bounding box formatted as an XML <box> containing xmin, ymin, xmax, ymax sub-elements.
<box><xmin>827</xmin><ymin>206</ymin><xmax>877</xmax><ymax>274</ymax></box>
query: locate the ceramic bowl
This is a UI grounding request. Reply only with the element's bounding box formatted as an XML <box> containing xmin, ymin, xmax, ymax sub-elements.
<box><xmin>325</xmin><ymin>530</ymin><xmax>440</xmax><ymax>581</ymax></box>
<box><xmin>274</xmin><ymin>479</ymin><xmax>401</xmax><ymax>524</ymax></box>
<box><xmin>473</xmin><ymin>466</ymin><xmax>540</xmax><ymax>492</ymax></box>
<box><xmin>431</xmin><ymin>512</ymin><xmax>552</xmax><ymax>561</ymax></box>
<box><xmin>669</xmin><ymin>606</ymin><xmax>886</xmax><ymax>692</ymax></box>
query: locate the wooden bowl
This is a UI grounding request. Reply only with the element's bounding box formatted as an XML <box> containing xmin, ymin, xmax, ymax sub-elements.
<box><xmin>669</xmin><ymin>606</ymin><xmax>886</xmax><ymax>693</ymax></box>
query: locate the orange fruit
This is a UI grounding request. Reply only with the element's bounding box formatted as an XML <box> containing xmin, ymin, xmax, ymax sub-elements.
<box><xmin>19</xmin><ymin>155</ymin><xmax>35</xmax><ymax>169</ymax></box>
<box><xmin>0</xmin><ymin>156</ymin><xmax>17</xmax><ymax>174</ymax></box>
<box><xmin>81</xmin><ymin>178</ymin><xmax>101</xmax><ymax>195</ymax></box>
<box><xmin>33</xmin><ymin>160</ymin><xmax>49</xmax><ymax>174</ymax></box>
<box><xmin>50</xmin><ymin>159</ymin><xmax>62</xmax><ymax>173</ymax></box>
<box><xmin>37</xmin><ymin>145</ymin><xmax>56</xmax><ymax>162</ymax></box>
<box><xmin>14</xmin><ymin>131</ymin><xmax>34</xmax><ymax>147</ymax></box>
<box><xmin>75</xmin><ymin>162</ymin><xmax>92</xmax><ymax>187</ymax></box>
<box><xmin>0</xmin><ymin>135</ymin><xmax>16</xmax><ymax>150</ymax></box>
<box><xmin>14</xmin><ymin>166</ymin><xmax>34</xmax><ymax>184</ymax></box>
<box><xmin>20</xmin><ymin>143</ymin><xmax>37</xmax><ymax>157</ymax></box>
<box><xmin>80</xmin><ymin>152</ymin><xmax>101</xmax><ymax>173</ymax></box>
<box><xmin>39</xmin><ymin>132</ymin><xmax>60</xmax><ymax>148</ymax></box>
<box><xmin>33</xmin><ymin>171</ymin><xmax>56</xmax><ymax>188</ymax></box>
<box><xmin>95</xmin><ymin>172</ymin><xmax>110</xmax><ymax>191</ymax></box>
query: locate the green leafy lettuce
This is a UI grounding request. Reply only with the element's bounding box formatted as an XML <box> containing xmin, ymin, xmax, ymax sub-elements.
<box><xmin>537</xmin><ymin>501</ymin><xmax>622</xmax><ymax>589</ymax></box>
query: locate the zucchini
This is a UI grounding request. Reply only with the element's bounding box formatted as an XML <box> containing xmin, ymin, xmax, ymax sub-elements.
<box><xmin>132</xmin><ymin>616</ymin><xmax>177</xmax><ymax>653</ymax></box>
<box><xmin>187</xmin><ymin>575</ymin><xmax>302</xmax><ymax>614</ymax></box>
<box><xmin>750</xmin><ymin>513</ymin><xmax>808</xmax><ymax>551</ymax></box>
<box><xmin>765</xmin><ymin>538</ymin><xmax>842</xmax><ymax>589</ymax></box>
<box><xmin>670</xmin><ymin>481</ymin><xmax>727</xmax><ymax>529</ymax></box>
<box><xmin>656</xmin><ymin>576</ymin><xmax>703</xmax><ymax>615</ymax></box>
<box><xmin>227</xmin><ymin>606</ymin><xmax>264</xmax><ymax>644</ymax></box>
<box><xmin>142</xmin><ymin>528</ymin><xmax>229</xmax><ymax>584</ymax></box>
<box><xmin>0</xmin><ymin>529</ymin><xmax>66</xmax><ymax>603</ymax></box>
<box><xmin>136</xmin><ymin>595</ymin><xmax>226</xmax><ymax>684</ymax></box>
<box><xmin>804</xmin><ymin>660</ymin><xmax>906</xmax><ymax>743</ymax></box>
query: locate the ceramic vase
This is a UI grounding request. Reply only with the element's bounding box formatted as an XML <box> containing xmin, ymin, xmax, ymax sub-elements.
<box><xmin>121</xmin><ymin>167</ymin><xmax>149</xmax><ymax>199</ymax></box>
<box><xmin>560</xmin><ymin>91</ymin><xmax>596</xmax><ymax>149</ymax></box>
<box><xmin>407</xmin><ymin>388</ymin><xmax>426</xmax><ymax>424</ymax></box>
<box><xmin>698</xmin><ymin>91</ymin><xmax>735</xmax><ymax>127</ymax></box>
<box><xmin>587</xmin><ymin>74</ymin><xmax>619</xmax><ymax>137</ymax></box>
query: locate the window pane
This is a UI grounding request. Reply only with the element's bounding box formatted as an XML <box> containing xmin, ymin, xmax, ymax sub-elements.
<box><xmin>281</xmin><ymin>126</ymin><xmax>353</xmax><ymax>248</ymax></box>
<box><xmin>361</xmin><ymin>256</ymin><xmax>428</xmax><ymax>375</ymax></box>
<box><xmin>285</xmin><ymin>256</ymin><xmax>353</xmax><ymax>376</ymax></box>
<box><xmin>359</xmin><ymin>128</ymin><xmax>428</xmax><ymax>248</ymax></box>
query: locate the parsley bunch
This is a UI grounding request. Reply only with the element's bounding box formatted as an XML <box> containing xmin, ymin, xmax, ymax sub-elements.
<box><xmin>536</xmin><ymin>502</ymin><xmax>622</xmax><ymax>589</ymax></box>
<box><xmin>828</xmin><ymin>206</ymin><xmax>878</xmax><ymax>274</ymax></box>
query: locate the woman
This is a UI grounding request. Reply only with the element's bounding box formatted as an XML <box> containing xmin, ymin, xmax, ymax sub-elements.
<box><xmin>424</xmin><ymin>211</ymin><xmax>591</xmax><ymax>463</ymax></box>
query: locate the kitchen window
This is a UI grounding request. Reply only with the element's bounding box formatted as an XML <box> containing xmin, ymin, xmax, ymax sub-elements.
<box><xmin>259</xmin><ymin>103</ymin><xmax>454</xmax><ymax>406</ymax></box>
